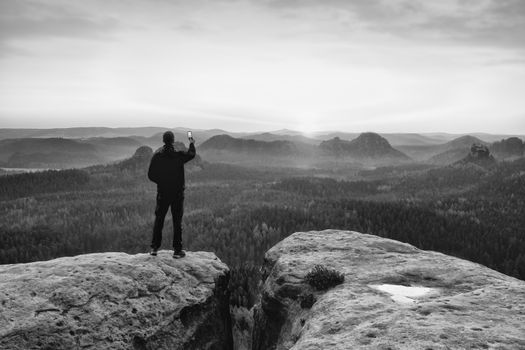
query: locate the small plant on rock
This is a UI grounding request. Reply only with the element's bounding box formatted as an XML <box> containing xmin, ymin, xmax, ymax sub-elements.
<box><xmin>305</xmin><ymin>265</ymin><xmax>345</xmax><ymax>291</ymax></box>
<box><xmin>298</xmin><ymin>292</ymin><xmax>316</xmax><ymax>309</ymax></box>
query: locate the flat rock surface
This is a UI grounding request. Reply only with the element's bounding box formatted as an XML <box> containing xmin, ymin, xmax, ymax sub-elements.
<box><xmin>253</xmin><ymin>230</ymin><xmax>525</xmax><ymax>350</ymax></box>
<box><xmin>0</xmin><ymin>250</ymin><xmax>231</xmax><ymax>350</ymax></box>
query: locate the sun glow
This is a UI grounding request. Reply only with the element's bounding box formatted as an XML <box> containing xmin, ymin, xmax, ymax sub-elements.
<box><xmin>298</xmin><ymin>124</ymin><xmax>317</xmax><ymax>137</ymax></box>
<box><xmin>296</xmin><ymin>114</ymin><xmax>320</xmax><ymax>136</ymax></box>
<box><xmin>0</xmin><ymin>0</ymin><xmax>524</xmax><ymax>133</ymax></box>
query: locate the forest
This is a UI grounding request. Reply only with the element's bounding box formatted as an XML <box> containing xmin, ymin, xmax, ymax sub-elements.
<box><xmin>1</xmin><ymin>154</ymin><xmax>524</xmax><ymax>308</ymax></box>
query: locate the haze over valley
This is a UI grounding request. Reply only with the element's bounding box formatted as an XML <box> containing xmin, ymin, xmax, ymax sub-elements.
<box><xmin>1</xmin><ymin>127</ymin><xmax>524</xmax><ymax>170</ymax></box>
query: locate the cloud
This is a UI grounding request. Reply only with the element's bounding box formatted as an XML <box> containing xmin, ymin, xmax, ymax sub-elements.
<box><xmin>261</xmin><ymin>0</ymin><xmax>525</xmax><ymax>49</ymax></box>
<box><xmin>0</xmin><ymin>1</ymin><xmax>118</xmax><ymax>56</ymax></box>
<box><xmin>0</xmin><ymin>16</ymin><xmax>118</xmax><ymax>40</ymax></box>
<box><xmin>1</xmin><ymin>0</ymin><xmax>523</xmax><ymax>133</ymax></box>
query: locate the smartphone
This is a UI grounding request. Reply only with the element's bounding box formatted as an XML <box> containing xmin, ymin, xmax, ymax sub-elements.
<box><xmin>187</xmin><ymin>131</ymin><xmax>192</xmax><ymax>138</ymax></box>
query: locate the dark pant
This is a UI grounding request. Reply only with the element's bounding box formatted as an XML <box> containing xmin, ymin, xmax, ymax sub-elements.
<box><xmin>151</xmin><ymin>191</ymin><xmax>184</xmax><ymax>251</ymax></box>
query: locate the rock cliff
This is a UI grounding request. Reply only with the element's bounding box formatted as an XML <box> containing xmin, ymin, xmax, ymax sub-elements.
<box><xmin>0</xmin><ymin>251</ymin><xmax>232</xmax><ymax>350</ymax></box>
<box><xmin>252</xmin><ymin>230</ymin><xmax>525</xmax><ymax>350</ymax></box>
<box><xmin>454</xmin><ymin>143</ymin><xmax>496</xmax><ymax>168</ymax></box>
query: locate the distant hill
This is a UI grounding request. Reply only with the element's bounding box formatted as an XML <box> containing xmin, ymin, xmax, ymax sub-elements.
<box><xmin>0</xmin><ymin>138</ymin><xmax>101</xmax><ymax>168</ymax></box>
<box><xmin>131</xmin><ymin>129</ymin><xmax>250</xmax><ymax>148</ymax></box>
<box><xmin>131</xmin><ymin>132</ymin><xmax>192</xmax><ymax>149</ymax></box>
<box><xmin>269</xmin><ymin>129</ymin><xmax>306</xmax><ymax>136</ymax></box>
<box><xmin>470</xmin><ymin>133</ymin><xmax>525</xmax><ymax>143</ymax></box>
<box><xmin>491</xmin><ymin>137</ymin><xmax>524</xmax><ymax>159</ymax></box>
<box><xmin>444</xmin><ymin>135</ymin><xmax>487</xmax><ymax>149</ymax></box>
<box><xmin>428</xmin><ymin>148</ymin><xmax>470</xmax><ymax>165</ymax></box>
<box><xmin>319</xmin><ymin>133</ymin><xmax>410</xmax><ymax>162</ymax></box>
<box><xmin>418</xmin><ymin>132</ymin><xmax>525</xmax><ymax>143</ymax></box>
<box><xmin>199</xmin><ymin>133</ymin><xmax>415</xmax><ymax>167</ymax></box>
<box><xmin>380</xmin><ymin>133</ymin><xmax>445</xmax><ymax>146</ymax></box>
<box><xmin>398</xmin><ymin>135</ymin><xmax>487</xmax><ymax>163</ymax></box>
<box><xmin>243</xmin><ymin>132</ymin><xmax>446</xmax><ymax>147</ymax></box>
<box><xmin>0</xmin><ymin>127</ymin><xmax>250</xmax><ymax>142</ymax></box>
<box><xmin>0</xmin><ymin>134</ymin><xmax>223</xmax><ymax>169</ymax></box>
<box><xmin>2</xmin><ymin>127</ymin><xmax>523</xmax><ymax>143</ymax></box>
<box><xmin>0</xmin><ymin>127</ymin><xmax>169</xmax><ymax>140</ymax></box>
<box><xmin>241</xmin><ymin>132</ymin><xmax>320</xmax><ymax>145</ymax></box>
<box><xmin>0</xmin><ymin>138</ymin><xmax>97</xmax><ymax>160</ymax></box>
<box><xmin>200</xmin><ymin>134</ymin><xmax>301</xmax><ymax>155</ymax></box>
<box><xmin>5</xmin><ymin>152</ymin><xmax>102</xmax><ymax>169</ymax></box>
<box><xmin>314</xmin><ymin>132</ymin><xmax>360</xmax><ymax>141</ymax></box>
<box><xmin>427</xmin><ymin>136</ymin><xmax>488</xmax><ymax>165</ymax></box>
<box><xmin>455</xmin><ymin>143</ymin><xmax>496</xmax><ymax>168</ymax></box>
<box><xmin>80</xmin><ymin>137</ymin><xmax>143</xmax><ymax>160</ymax></box>
<box><xmin>116</xmin><ymin>146</ymin><xmax>154</xmax><ymax>172</ymax></box>
<box><xmin>0</xmin><ymin>137</ymin><xmax>146</xmax><ymax>169</ymax></box>
<box><xmin>82</xmin><ymin>136</ymin><xmax>142</xmax><ymax>148</ymax></box>
<box><xmin>2</xmin><ymin>129</ymin><xmax>521</xmax><ymax>169</ymax></box>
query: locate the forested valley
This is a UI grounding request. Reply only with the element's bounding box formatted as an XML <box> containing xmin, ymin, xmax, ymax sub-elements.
<box><xmin>1</xmin><ymin>152</ymin><xmax>524</xmax><ymax>309</ymax></box>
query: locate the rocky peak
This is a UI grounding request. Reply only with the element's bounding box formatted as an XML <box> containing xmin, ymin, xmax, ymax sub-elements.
<box><xmin>252</xmin><ymin>230</ymin><xmax>525</xmax><ymax>349</ymax></box>
<box><xmin>0</xmin><ymin>251</ymin><xmax>232</xmax><ymax>350</ymax></box>
<box><xmin>132</xmin><ymin>145</ymin><xmax>153</xmax><ymax>159</ymax></box>
<box><xmin>455</xmin><ymin>143</ymin><xmax>496</xmax><ymax>168</ymax></box>
<box><xmin>351</xmin><ymin>132</ymin><xmax>392</xmax><ymax>150</ymax></box>
<box><xmin>469</xmin><ymin>143</ymin><xmax>490</xmax><ymax>158</ymax></box>
<box><xmin>118</xmin><ymin>146</ymin><xmax>153</xmax><ymax>171</ymax></box>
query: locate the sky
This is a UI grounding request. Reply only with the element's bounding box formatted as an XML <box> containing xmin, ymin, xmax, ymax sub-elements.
<box><xmin>0</xmin><ymin>0</ymin><xmax>524</xmax><ymax>134</ymax></box>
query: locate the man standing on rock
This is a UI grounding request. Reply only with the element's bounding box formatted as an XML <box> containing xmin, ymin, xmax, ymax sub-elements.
<box><xmin>148</xmin><ymin>131</ymin><xmax>195</xmax><ymax>258</ymax></box>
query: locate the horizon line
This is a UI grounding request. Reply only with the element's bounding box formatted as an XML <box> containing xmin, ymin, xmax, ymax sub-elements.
<box><xmin>1</xmin><ymin>125</ymin><xmax>525</xmax><ymax>136</ymax></box>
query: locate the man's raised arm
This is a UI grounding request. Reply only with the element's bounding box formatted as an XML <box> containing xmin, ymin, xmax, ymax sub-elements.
<box><xmin>183</xmin><ymin>142</ymin><xmax>196</xmax><ymax>163</ymax></box>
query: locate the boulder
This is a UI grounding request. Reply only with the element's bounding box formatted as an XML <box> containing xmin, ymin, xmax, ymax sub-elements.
<box><xmin>0</xmin><ymin>251</ymin><xmax>232</xmax><ymax>350</ymax></box>
<box><xmin>252</xmin><ymin>230</ymin><xmax>525</xmax><ymax>350</ymax></box>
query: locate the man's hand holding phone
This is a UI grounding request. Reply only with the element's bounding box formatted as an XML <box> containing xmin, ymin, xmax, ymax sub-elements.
<box><xmin>187</xmin><ymin>131</ymin><xmax>195</xmax><ymax>144</ymax></box>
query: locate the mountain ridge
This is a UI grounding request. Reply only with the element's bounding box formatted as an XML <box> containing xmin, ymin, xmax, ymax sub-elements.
<box><xmin>319</xmin><ymin>132</ymin><xmax>411</xmax><ymax>161</ymax></box>
<box><xmin>200</xmin><ymin>134</ymin><xmax>303</xmax><ymax>155</ymax></box>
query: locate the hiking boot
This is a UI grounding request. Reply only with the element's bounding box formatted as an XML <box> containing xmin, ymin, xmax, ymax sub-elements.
<box><xmin>150</xmin><ymin>248</ymin><xmax>158</xmax><ymax>256</ymax></box>
<box><xmin>173</xmin><ymin>250</ymin><xmax>186</xmax><ymax>259</ymax></box>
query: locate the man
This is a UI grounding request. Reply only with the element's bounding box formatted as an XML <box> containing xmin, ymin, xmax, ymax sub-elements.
<box><xmin>148</xmin><ymin>131</ymin><xmax>195</xmax><ymax>258</ymax></box>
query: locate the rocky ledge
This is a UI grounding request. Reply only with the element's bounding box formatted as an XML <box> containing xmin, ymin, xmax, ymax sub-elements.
<box><xmin>0</xmin><ymin>251</ymin><xmax>232</xmax><ymax>350</ymax></box>
<box><xmin>252</xmin><ymin>230</ymin><xmax>525</xmax><ymax>350</ymax></box>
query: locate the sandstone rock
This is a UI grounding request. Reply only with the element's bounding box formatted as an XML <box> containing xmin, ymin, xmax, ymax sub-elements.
<box><xmin>0</xmin><ymin>251</ymin><xmax>232</xmax><ymax>350</ymax></box>
<box><xmin>469</xmin><ymin>143</ymin><xmax>491</xmax><ymax>159</ymax></box>
<box><xmin>252</xmin><ymin>230</ymin><xmax>525</xmax><ymax>350</ymax></box>
<box><xmin>454</xmin><ymin>143</ymin><xmax>496</xmax><ymax>168</ymax></box>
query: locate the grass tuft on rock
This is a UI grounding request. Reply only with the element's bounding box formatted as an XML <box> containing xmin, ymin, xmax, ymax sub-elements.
<box><xmin>305</xmin><ymin>265</ymin><xmax>345</xmax><ymax>291</ymax></box>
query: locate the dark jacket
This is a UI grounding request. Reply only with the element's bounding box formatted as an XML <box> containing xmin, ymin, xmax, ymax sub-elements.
<box><xmin>148</xmin><ymin>143</ymin><xmax>196</xmax><ymax>192</ymax></box>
